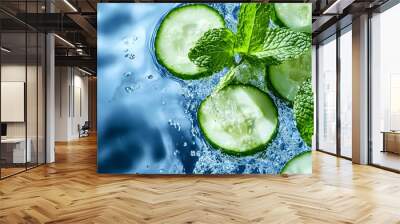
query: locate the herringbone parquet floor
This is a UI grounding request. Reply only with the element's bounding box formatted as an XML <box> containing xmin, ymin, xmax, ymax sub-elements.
<box><xmin>1</xmin><ymin>135</ymin><xmax>400</xmax><ymax>224</ymax></box>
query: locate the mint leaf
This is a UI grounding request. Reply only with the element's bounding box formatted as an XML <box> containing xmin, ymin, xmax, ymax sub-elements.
<box><xmin>188</xmin><ymin>28</ymin><xmax>235</xmax><ymax>73</ymax></box>
<box><xmin>235</xmin><ymin>3</ymin><xmax>274</xmax><ymax>54</ymax></box>
<box><xmin>249</xmin><ymin>28</ymin><xmax>311</xmax><ymax>64</ymax></box>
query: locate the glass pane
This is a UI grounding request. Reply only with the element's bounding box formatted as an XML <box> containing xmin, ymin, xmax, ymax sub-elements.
<box><xmin>371</xmin><ymin>4</ymin><xmax>400</xmax><ymax>171</ymax></box>
<box><xmin>318</xmin><ymin>36</ymin><xmax>337</xmax><ymax>154</ymax></box>
<box><xmin>38</xmin><ymin>33</ymin><xmax>45</xmax><ymax>165</ymax></box>
<box><xmin>312</xmin><ymin>45</ymin><xmax>317</xmax><ymax>150</ymax></box>
<box><xmin>1</xmin><ymin>31</ymin><xmax>27</xmax><ymax>177</ymax></box>
<box><xmin>340</xmin><ymin>28</ymin><xmax>352</xmax><ymax>158</ymax></box>
<box><xmin>27</xmin><ymin>31</ymin><xmax>38</xmax><ymax>169</ymax></box>
<box><xmin>26</xmin><ymin>0</ymin><xmax>38</xmax><ymax>169</ymax></box>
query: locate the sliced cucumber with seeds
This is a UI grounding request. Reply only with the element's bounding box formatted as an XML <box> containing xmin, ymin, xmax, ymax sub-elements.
<box><xmin>155</xmin><ymin>4</ymin><xmax>225</xmax><ymax>79</ymax></box>
<box><xmin>198</xmin><ymin>85</ymin><xmax>278</xmax><ymax>156</ymax></box>
<box><xmin>274</xmin><ymin>3</ymin><xmax>312</xmax><ymax>33</ymax></box>
<box><xmin>268</xmin><ymin>50</ymin><xmax>311</xmax><ymax>102</ymax></box>
<box><xmin>281</xmin><ymin>151</ymin><xmax>312</xmax><ymax>174</ymax></box>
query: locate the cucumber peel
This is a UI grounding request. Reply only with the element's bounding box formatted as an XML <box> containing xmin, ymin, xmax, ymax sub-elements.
<box><xmin>281</xmin><ymin>151</ymin><xmax>312</xmax><ymax>174</ymax></box>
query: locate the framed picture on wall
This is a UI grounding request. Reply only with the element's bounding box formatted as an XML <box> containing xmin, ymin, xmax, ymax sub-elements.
<box><xmin>1</xmin><ymin>81</ymin><xmax>25</xmax><ymax>122</ymax></box>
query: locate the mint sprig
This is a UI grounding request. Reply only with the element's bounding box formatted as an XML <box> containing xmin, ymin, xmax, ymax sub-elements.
<box><xmin>188</xmin><ymin>3</ymin><xmax>311</xmax><ymax>89</ymax></box>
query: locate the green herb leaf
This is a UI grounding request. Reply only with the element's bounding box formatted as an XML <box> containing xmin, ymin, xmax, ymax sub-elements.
<box><xmin>235</xmin><ymin>3</ymin><xmax>274</xmax><ymax>54</ymax></box>
<box><xmin>188</xmin><ymin>28</ymin><xmax>235</xmax><ymax>73</ymax></box>
<box><xmin>294</xmin><ymin>78</ymin><xmax>314</xmax><ymax>146</ymax></box>
<box><xmin>249</xmin><ymin>28</ymin><xmax>311</xmax><ymax>64</ymax></box>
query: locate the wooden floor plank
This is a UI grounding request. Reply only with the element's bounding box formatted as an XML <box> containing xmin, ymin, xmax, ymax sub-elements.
<box><xmin>0</xmin><ymin>135</ymin><xmax>400</xmax><ymax>223</ymax></box>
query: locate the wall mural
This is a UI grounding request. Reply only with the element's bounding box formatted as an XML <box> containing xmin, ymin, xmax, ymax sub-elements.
<box><xmin>97</xmin><ymin>3</ymin><xmax>313</xmax><ymax>174</ymax></box>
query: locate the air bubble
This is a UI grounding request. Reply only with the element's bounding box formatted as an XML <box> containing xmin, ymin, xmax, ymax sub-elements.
<box><xmin>124</xmin><ymin>84</ymin><xmax>139</xmax><ymax>94</ymax></box>
<box><xmin>168</xmin><ymin>119</ymin><xmax>181</xmax><ymax>131</ymax></box>
<box><xmin>123</xmin><ymin>72</ymin><xmax>132</xmax><ymax>77</ymax></box>
<box><xmin>125</xmin><ymin>86</ymin><xmax>133</xmax><ymax>93</ymax></box>
<box><xmin>125</xmin><ymin>53</ymin><xmax>135</xmax><ymax>60</ymax></box>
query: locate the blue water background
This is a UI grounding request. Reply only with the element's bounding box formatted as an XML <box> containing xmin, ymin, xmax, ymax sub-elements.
<box><xmin>97</xmin><ymin>3</ymin><xmax>310</xmax><ymax>174</ymax></box>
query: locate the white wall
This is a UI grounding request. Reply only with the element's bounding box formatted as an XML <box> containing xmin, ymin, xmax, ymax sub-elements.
<box><xmin>55</xmin><ymin>67</ymin><xmax>89</xmax><ymax>141</ymax></box>
<box><xmin>55</xmin><ymin>66</ymin><xmax>69</xmax><ymax>141</ymax></box>
<box><xmin>72</xmin><ymin>73</ymin><xmax>89</xmax><ymax>138</ymax></box>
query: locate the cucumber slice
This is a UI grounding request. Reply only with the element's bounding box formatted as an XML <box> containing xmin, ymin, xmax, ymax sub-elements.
<box><xmin>281</xmin><ymin>151</ymin><xmax>312</xmax><ymax>174</ymax></box>
<box><xmin>155</xmin><ymin>4</ymin><xmax>225</xmax><ymax>79</ymax></box>
<box><xmin>198</xmin><ymin>85</ymin><xmax>278</xmax><ymax>156</ymax></box>
<box><xmin>274</xmin><ymin>3</ymin><xmax>312</xmax><ymax>33</ymax></box>
<box><xmin>268</xmin><ymin>50</ymin><xmax>311</xmax><ymax>102</ymax></box>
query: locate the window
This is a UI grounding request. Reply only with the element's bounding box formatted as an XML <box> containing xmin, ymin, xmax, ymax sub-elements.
<box><xmin>317</xmin><ymin>35</ymin><xmax>337</xmax><ymax>154</ymax></box>
<box><xmin>0</xmin><ymin>1</ymin><xmax>47</xmax><ymax>179</ymax></box>
<box><xmin>370</xmin><ymin>3</ymin><xmax>400</xmax><ymax>171</ymax></box>
<box><xmin>339</xmin><ymin>27</ymin><xmax>352</xmax><ymax>158</ymax></box>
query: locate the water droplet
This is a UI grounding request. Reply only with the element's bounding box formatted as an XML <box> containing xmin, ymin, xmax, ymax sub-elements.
<box><xmin>183</xmin><ymin>142</ymin><xmax>187</xmax><ymax>147</ymax></box>
<box><xmin>123</xmin><ymin>72</ymin><xmax>132</xmax><ymax>77</ymax></box>
<box><xmin>162</xmin><ymin>101</ymin><xmax>166</xmax><ymax>105</ymax></box>
<box><xmin>147</xmin><ymin>74</ymin><xmax>153</xmax><ymax>79</ymax></box>
<box><xmin>190</xmin><ymin>151</ymin><xmax>196</xmax><ymax>157</ymax></box>
<box><xmin>125</xmin><ymin>86</ymin><xmax>133</xmax><ymax>93</ymax></box>
<box><xmin>125</xmin><ymin>53</ymin><xmax>135</xmax><ymax>60</ymax></box>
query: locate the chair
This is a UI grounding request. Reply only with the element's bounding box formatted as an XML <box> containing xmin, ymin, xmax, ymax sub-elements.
<box><xmin>78</xmin><ymin>121</ymin><xmax>90</xmax><ymax>138</ymax></box>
